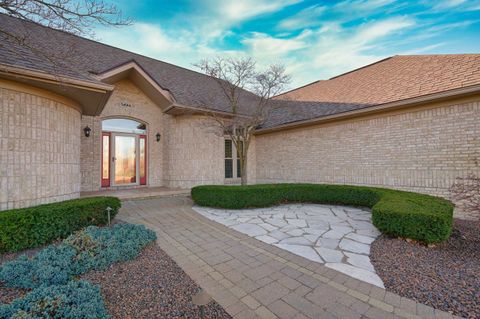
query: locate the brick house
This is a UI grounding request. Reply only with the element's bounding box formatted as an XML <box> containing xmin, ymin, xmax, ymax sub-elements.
<box><xmin>1</xmin><ymin>14</ymin><xmax>479</xmax><ymax>210</ymax></box>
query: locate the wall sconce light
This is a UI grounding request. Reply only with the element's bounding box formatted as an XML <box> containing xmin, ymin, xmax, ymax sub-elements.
<box><xmin>83</xmin><ymin>126</ymin><xmax>91</xmax><ymax>137</ymax></box>
<box><xmin>156</xmin><ymin>132</ymin><xmax>161</xmax><ymax>142</ymax></box>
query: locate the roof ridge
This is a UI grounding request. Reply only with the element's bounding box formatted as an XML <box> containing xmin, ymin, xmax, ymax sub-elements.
<box><xmin>274</xmin><ymin>79</ymin><xmax>323</xmax><ymax>98</ymax></box>
<box><xmin>328</xmin><ymin>56</ymin><xmax>394</xmax><ymax>80</ymax></box>
<box><xmin>394</xmin><ymin>53</ymin><xmax>480</xmax><ymax>57</ymax></box>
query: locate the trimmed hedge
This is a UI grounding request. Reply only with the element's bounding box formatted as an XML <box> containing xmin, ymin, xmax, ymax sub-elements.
<box><xmin>0</xmin><ymin>197</ymin><xmax>121</xmax><ymax>253</ymax></box>
<box><xmin>191</xmin><ymin>184</ymin><xmax>454</xmax><ymax>244</ymax></box>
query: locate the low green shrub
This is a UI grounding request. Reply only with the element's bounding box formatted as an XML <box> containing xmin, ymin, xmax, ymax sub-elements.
<box><xmin>0</xmin><ymin>197</ymin><xmax>121</xmax><ymax>253</ymax></box>
<box><xmin>0</xmin><ymin>280</ymin><xmax>109</xmax><ymax>319</ymax></box>
<box><xmin>191</xmin><ymin>184</ymin><xmax>454</xmax><ymax>243</ymax></box>
<box><xmin>0</xmin><ymin>224</ymin><xmax>157</xmax><ymax>289</ymax></box>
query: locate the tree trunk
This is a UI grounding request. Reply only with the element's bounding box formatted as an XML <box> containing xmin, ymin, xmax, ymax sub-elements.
<box><xmin>241</xmin><ymin>156</ymin><xmax>248</xmax><ymax>185</ymax></box>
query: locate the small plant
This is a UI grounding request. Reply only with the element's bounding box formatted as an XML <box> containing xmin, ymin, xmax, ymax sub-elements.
<box><xmin>0</xmin><ymin>224</ymin><xmax>156</xmax><ymax>289</ymax></box>
<box><xmin>450</xmin><ymin>174</ymin><xmax>480</xmax><ymax>218</ymax></box>
<box><xmin>0</xmin><ymin>280</ymin><xmax>109</xmax><ymax>319</ymax></box>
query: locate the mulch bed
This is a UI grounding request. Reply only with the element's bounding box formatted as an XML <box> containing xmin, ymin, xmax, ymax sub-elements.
<box><xmin>1</xmin><ymin>243</ymin><xmax>231</xmax><ymax>319</ymax></box>
<box><xmin>371</xmin><ymin>218</ymin><xmax>480</xmax><ymax>319</ymax></box>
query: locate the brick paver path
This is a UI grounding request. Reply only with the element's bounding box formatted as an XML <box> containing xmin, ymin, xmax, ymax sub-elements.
<box><xmin>118</xmin><ymin>197</ymin><xmax>461</xmax><ymax>319</ymax></box>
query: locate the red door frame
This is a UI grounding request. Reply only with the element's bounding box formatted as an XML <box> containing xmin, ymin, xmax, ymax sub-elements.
<box><xmin>101</xmin><ymin>132</ymin><xmax>111</xmax><ymax>187</ymax></box>
<box><xmin>140</xmin><ymin>134</ymin><xmax>147</xmax><ymax>185</ymax></box>
<box><xmin>102</xmin><ymin>132</ymin><xmax>147</xmax><ymax>187</ymax></box>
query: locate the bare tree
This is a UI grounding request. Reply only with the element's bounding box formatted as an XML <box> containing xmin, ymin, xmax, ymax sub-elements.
<box><xmin>0</xmin><ymin>0</ymin><xmax>130</xmax><ymax>71</ymax></box>
<box><xmin>0</xmin><ymin>0</ymin><xmax>130</xmax><ymax>35</ymax></box>
<box><xmin>195</xmin><ymin>57</ymin><xmax>291</xmax><ymax>185</ymax></box>
<box><xmin>450</xmin><ymin>174</ymin><xmax>480</xmax><ymax>219</ymax></box>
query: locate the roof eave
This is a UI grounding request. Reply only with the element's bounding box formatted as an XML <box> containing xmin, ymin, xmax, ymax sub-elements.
<box><xmin>0</xmin><ymin>63</ymin><xmax>114</xmax><ymax>116</ymax></box>
<box><xmin>164</xmin><ymin>103</ymin><xmax>252</xmax><ymax>119</ymax></box>
<box><xmin>256</xmin><ymin>84</ymin><xmax>480</xmax><ymax>135</ymax></box>
<box><xmin>0</xmin><ymin>63</ymin><xmax>114</xmax><ymax>91</ymax></box>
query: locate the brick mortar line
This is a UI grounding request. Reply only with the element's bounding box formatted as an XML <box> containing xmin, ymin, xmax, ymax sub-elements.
<box><xmin>139</xmin><ymin>219</ymin><xmax>259</xmax><ymax>317</ymax></box>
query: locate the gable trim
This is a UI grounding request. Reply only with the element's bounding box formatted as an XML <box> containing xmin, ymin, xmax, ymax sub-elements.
<box><xmin>96</xmin><ymin>60</ymin><xmax>176</xmax><ymax>104</ymax></box>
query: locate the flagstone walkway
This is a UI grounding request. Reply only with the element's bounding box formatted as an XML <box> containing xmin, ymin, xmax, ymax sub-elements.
<box><xmin>193</xmin><ymin>204</ymin><xmax>384</xmax><ymax>287</ymax></box>
<box><xmin>118</xmin><ymin>196</ymin><xmax>461</xmax><ymax>319</ymax></box>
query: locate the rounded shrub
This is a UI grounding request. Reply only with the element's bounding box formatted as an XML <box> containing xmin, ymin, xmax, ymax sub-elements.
<box><xmin>0</xmin><ymin>197</ymin><xmax>121</xmax><ymax>253</ymax></box>
<box><xmin>0</xmin><ymin>280</ymin><xmax>109</xmax><ymax>319</ymax></box>
<box><xmin>191</xmin><ymin>184</ymin><xmax>454</xmax><ymax>244</ymax></box>
<box><xmin>0</xmin><ymin>224</ymin><xmax>157</xmax><ymax>289</ymax></box>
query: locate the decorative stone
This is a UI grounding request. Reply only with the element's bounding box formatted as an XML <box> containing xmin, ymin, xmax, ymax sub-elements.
<box><xmin>255</xmin><ymin>235</ymin><xmax>278</xmax><ymax>244</ymax></box>
<box><xmin>231</xmin><ymin>223</ymin><xmax>267</xmax><ymax>237</ymax></box>
<box><xmin>345</xmin><ymin>252</ymin><xmax>375</xmax><ymax>271</ymax></box>
<box><xmin>192</xmin><ymin>204</ymin><xmax>383</xmax><ymax>287</ymax></box>
<box><xmin>315</xmin><ymin>247</ymin><xmax>344</xmax><ymax>263</ymax></box>
<box><xmin>275</xmin><ymin>244</ymin><xmax>323</xmax><ymax>263</ymax></box>
<box><xmin>339</xmin><ymin>239</ymin><xmax>370</xmax><ymax>255</ymax></box>
<box><xmin>315</xmin><ymin>238</ymin><xmax>340</xmax><ymax>249</ymax></box>
<box><xmin>279</xmin><ymin>237</ymin><xmax>311</xmax><ymax>246</ymax></box>
<box><xmin>286</xmin><ymin>218</ymin><xmax>307</xmax><ymax>227</ymax></box>
<box><xmin>345</xmin><ymin>233</ymin><xmax>376</xmax><ymax>244</ymax></box>
<box><xmin>325</xmin><ymin>263</ymin><xmax>384</xmax><ymax>288</ymax></box>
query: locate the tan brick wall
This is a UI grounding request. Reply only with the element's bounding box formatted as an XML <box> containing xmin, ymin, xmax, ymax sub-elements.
<box><xmin>163</xmin><ymin>115</ymin><xmax>258</xmax><ymax>188</ymax></box>
<box><xmin>255</xmin><ymin>97</ymin><xmax>480</xmax><ymax>199</ymax></box>
<box><xmin>80</xmin><ymin>79</ymin><xmax>165</xmax><ymax>191</ymax></box>
<box><xmin>0</xmin><ymin>83</ymin><xmax>81</xmax><ymax>210</ymax></box>
<box><xmin>163</xmin><ymin>115</ymin><xmax>224</xmax><ymax>188</ymax></box>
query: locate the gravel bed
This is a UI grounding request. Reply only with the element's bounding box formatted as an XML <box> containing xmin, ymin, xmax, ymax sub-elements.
<box><xmin>371</xmin><ymin>218</ymin><xmax>480</xmax><ymax>318</ymax></box>
<box><xmin>82</xmin><ymin>243</ymin><xmax>232</xmax><ymax>319</ymax></box>
<box><xmin>1</xmin><ymin>238</ymin><xmax>231</xmax><ymax>318</ymax></box>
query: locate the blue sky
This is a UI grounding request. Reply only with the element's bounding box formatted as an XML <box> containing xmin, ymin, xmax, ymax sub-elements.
<box><xmin>96</xmin><ymin>0</ymin><xmax>480</xmax><ymax>88</ymax></box>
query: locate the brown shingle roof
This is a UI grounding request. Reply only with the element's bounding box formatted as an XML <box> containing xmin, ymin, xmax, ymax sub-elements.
<box><xmin>262</xmin><ymin>54</ymin><xmax>480</xmax><ymax>129</ymax></box>
<box><xmin>0</xmin><ymin>14</ymin><xmax>259</xmax><ymax>115</ymax></box>
<box><xmin>1</xmin><ymin>14</ymin><xmax>479</xmax><ymax>129</ymax></box>
<box><xmin>277</xmin><ymin>54</ymin><xmax>480</xmax><ymax>105</ymax></box>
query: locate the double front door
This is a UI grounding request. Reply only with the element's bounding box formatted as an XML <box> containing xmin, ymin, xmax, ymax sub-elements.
<box><xmin>102</xmin><ymin>132</ymin><xmax>146</xmax><ymax>187</ymax></box>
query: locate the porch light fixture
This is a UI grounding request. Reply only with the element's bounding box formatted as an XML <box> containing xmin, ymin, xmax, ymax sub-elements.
<box><xmin>83</xmin><ymin>126</ymin><xmax>91</xmax><ymax>137</ymax></box>
<box><xmin>156</xmin><ymin>132</ymin><xmax>161</xmax><ymax>142</ymax></box>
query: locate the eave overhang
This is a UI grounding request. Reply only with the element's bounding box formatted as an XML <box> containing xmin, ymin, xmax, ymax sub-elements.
<box><xmin>164</xmin><ymin>103</ymin><xmax>252</xmax><ymax>119</ymax></box>
<box><xmin>0</xmin><ymin>63</ymin><xmax>114</xmax><ymax>116</ymax></box>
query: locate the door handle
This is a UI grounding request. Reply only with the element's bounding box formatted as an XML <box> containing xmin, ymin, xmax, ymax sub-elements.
<box><xmin>112</xmin><ymin>157</ymin><xmax>116</xmax><ymax>162</ymax></box>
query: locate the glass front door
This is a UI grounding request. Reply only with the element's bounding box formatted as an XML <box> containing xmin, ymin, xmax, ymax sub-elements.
<box><xmin>101</xmin><ymin>118</ymin><xmax>147</xmax><ymax>188</ymax></box>
<box><xmin>113</xmin><ymin>135</ymin><xmax>137</xmax><ymax>185</ymax></box>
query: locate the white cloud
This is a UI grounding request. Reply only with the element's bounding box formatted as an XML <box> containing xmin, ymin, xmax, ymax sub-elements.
<box><xmin>217</xmin><ymin>0</ymin><xmax>301</xmax><ymax>22</ymax></box>
<box><xmin>93</xmin><ymin>1</ymin><xmax>475</xmax><ymax>89</ymax></box>
<box><xmin>277</xmin><ymin>5</ymin><xmax>326</xmax><ymax>30</ymax></box>
<box><xmin>242</xmin><ymin>31</ymin><xmax>309</xmax><ymax>57</ymax></box>
<box><xmin>431</xmin><ymin>0</ymin><xmax>480</xmax><ymax>11</ymax></box>
<box><xmin>96</xmin><ymin>23</ymin><xmax>240</xmax><ymax>69</ymax></box>
<box><xmin>184</xmin><ymin>0</ymin><xmax>302</xmax><ymax>39</ymax></box>
<box><xmin>433</xmin><ymin>0</ymin><xmax>467</xmax><ymax>9</ymax></box>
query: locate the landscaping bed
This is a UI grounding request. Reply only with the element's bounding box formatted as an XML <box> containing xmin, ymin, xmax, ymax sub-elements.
<box><xmin>0</xmin><ymin>223</ymin><xmax>231</xmax><ymax>318</ymax></box>
<box><xmin>371</xmin><ymin>218</ymin><xmax>480</xmax><ymax>318</ymax></box>
<box><xmin>82</xmin><ymin>243</ymin><xmax>231</xmax><ymax>319</ymax></box>
<box><xmin>192</xmin><ymin>184</ymin><xmax>454</xmax><ymax>244</ymax></box>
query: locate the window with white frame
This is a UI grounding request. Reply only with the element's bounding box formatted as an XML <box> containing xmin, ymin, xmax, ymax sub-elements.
<box><xmin>225</xmin><ymin>139</ymin><xmax>243</xmax><ymax>179</ymax></box>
